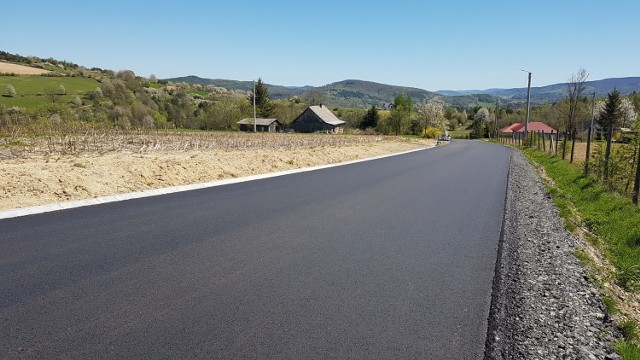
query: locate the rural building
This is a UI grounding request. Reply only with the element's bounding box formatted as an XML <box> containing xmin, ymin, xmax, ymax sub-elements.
<box><xmin>500</xmin><ymin>122</ymin><xmax>557</xmax><ymax>135</ymax></box>
<box><xmin>290</xmin><ymin>105</ymin><xmax>346</xmax><ymax>133</ymax></box>
<box><xmin>237</xmin><ymin>118</ymin><xmax>282</xmax><ymax>132</ymax></box>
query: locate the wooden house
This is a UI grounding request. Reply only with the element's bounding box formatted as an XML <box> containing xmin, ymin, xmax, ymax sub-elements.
<box><xmin>237</xmin><ymin>118</ymin><xmax>282</xmax><ymax>132</ymax></box>
<box><xmin>290</xmin><ymin>105</ymin><xmax>346</xmax><ymax>133</ymax></box>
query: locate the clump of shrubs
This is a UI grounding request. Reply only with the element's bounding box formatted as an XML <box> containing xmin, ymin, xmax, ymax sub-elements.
<box><xmin>421</xmin><ymin>127</ymin><xmax>441</xmax><ymax>139</ymax></box>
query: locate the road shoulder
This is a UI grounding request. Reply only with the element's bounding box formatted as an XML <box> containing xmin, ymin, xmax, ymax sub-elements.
<box><xmin>485</xmin><ymin>149</ymin><xmax>617</xmax><ymax>359</ymax></box>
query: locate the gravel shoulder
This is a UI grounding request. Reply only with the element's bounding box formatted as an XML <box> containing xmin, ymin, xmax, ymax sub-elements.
<box><xmin>485</xmin><ymin>148</ymin><xmax>618</xmax><ymax>359</ymax></box>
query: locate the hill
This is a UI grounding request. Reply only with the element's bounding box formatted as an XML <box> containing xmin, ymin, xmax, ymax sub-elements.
<box><xmin>317</xmin><ymin>79</ymin><xmax>431</xmax><ymax>108</ymax></box>
<box><xmin>165</xmin><ymin>76</ymin><xmax>498</xmax><ymax>108</ymax></box>
<box><xmin>163</xmin><ymin>76</ymin><xmax>311</xmax><ymax>100</ymax></box>
<box><xmin>437</xmin><ymin>77</ymin><xmax>640</xmax><ymax>103</ymax></box>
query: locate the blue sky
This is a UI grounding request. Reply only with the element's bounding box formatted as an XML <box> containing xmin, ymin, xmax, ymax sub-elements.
<box><xmin>3</xmin><ymin>0</ymin><xmax>639</xmax><ymax>91</ymax></box>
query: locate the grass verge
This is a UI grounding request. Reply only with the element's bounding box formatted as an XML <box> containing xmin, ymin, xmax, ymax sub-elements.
<box><xmin>524</xmin><ymin>148</ymin><xmax>640</xmax><ymax>291</ymax></box>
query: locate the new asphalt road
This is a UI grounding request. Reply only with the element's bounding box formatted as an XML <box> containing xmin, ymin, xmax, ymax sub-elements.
<box><xmin>1</xmin><ymin>140</ymin><xmax>511</xmax><ymax>359</ymax></box>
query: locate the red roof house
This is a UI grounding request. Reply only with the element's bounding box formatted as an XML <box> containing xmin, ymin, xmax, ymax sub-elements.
<box><xmin>499</xmin><ymin>123</ymin><xmax>522</xmax><ymax>133</ymax></box>
<box><xmin>500</xmin><ymin>122</ymin><xmax>557</xmax><ymax>134</ymax></box>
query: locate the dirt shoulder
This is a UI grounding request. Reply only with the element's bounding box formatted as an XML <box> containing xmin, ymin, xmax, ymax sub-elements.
<box><xmin>0</xmin><ymin>139</ymin><xmax>433</xmax><ymax>211</ymax></box>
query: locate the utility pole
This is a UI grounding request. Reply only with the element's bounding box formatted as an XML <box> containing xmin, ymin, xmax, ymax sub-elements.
<box><xmin>585</xmin><ymin>91</ymin><xmax>596</xmax><ymax>174</ymax></box>
<box><xmin>590</xmin><ymin>91</ymin><xmax>596</xmax><ymax>140</ymax></box>
<box><xmin>495</xmin><ymin>98</ymin><xmax>499</xmax><ymax>139</ymax></box>
<box><xmin>521</xmin><ymin>70</ymin><xmax>532</xmax><ymax>139</ymax></box>
<box><xmin>253</xmin><ymin>79</ymin><xmax>257</xmax><ymax>133</ymax></box>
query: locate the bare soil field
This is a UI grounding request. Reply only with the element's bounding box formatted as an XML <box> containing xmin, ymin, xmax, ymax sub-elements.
<box><xmin>0</xmin><ymin>132</ymin><xmax>434</xmax><ymax>211</ymax></box>
<box><xmin>539</xmin><ymin>141</ymin><xmax>621</xmax><ymax>163</ymax></box>
<box><xmin>0</xmin><ymin>62</ymin><xmax>51</xmax><ymax>75</ymax></box>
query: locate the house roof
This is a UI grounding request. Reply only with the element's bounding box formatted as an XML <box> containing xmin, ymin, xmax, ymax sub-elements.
<box><xmin>500</xmin><ymin>122</ymin><xmax>557</xmax><ymax>133</ymax></box>
<box><xmin>307</xmin><ymin>106</ymin><xmax>346</xmax><ymax>126</ymax></box>
<box><xmin>499</xmin><ymin>123</ymin><xmax>522</xmax><ymax>133</ymax></box>
<box><xmin>237</xmin><ymin>118</ymin><xmax>281</xmax><ymax>126</ymax></box>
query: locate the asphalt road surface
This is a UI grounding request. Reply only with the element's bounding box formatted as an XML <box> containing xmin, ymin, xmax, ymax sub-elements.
<box><xmin>1</xmin><ymin>140</ymin><xmax>511</xmax><ymax>359</ymax></box>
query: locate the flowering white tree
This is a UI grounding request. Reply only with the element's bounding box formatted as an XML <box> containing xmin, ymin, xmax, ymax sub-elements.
<box><xmin>620</xmin><ymin>98</ymin><xmax>638</xmax><ymax>128</ymax></box>
<box><xmin>5</xmin><ymin>84</ymin><xmax>16</xmax><ymax>97</ymax></box>
<box><xmin>416</xmin><ymin>97</ymin><xmax>445</xmax><ymax>132</ymax></box>
<box><xmin>474</xmin><ymin>108</ymin><xmax>490</xmax><ymax>122</ymax></box>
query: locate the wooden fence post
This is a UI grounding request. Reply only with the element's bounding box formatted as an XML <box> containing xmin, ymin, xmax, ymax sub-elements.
<box><xmin>537</xmin><ymin>131</ymin><xmax>541</xmax><ymax>150</ymax></box>
<box><xmin>570</xmin><ymin>127</ymin><xmax>577</xmax><ymax>164</ymax></box>
<box><xmin>585</xmin><ymin>127</ymin><xmax>592</xmax><ymax>174</ymax></box>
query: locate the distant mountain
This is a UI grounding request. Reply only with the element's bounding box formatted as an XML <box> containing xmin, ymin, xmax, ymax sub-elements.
<box><xmin>165</xmin><ymin>76</ymin><xmax>499</xmax><ymax>108</ymax></box>
<box><xmin>437</xmin><ymin>77</ymin><xmax>640</xmax><ymax>103</ymax></box>
<box><xmin>167</xmin><ymin>76</ymin><xmax>640</xmax><ymax>108</ymax></box>
<box><xmin>316</xmin><ymin>79</ymin><xmax>434</xmax><ymax>108</ymax></box>
<box><xmin>163</xmin><ymin>76</ymin><xmax>311</xmax><ymax>99</ymax></box>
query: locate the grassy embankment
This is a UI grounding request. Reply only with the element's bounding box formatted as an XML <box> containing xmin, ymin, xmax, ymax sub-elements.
<box><xmin>0</xmin><ymin>76</ymin><xmax>99</xmax><ymax>108</ymax></box>
<box><xmin>522</xmin><ymin>147</ymin><xmax>640</xmax><ymax>358</ymax></box>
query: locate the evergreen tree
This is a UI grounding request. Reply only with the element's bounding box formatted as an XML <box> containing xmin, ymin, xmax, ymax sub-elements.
<box><xmin>599</xmin><ymin>89</ymin><xmax>622</xmax><ymax>180</ymax></box>
<box><xmin>599</xmin><ymin>89</ymin><xmax>621</xmax><ymax>135</ymax></box>
<box><xmin>248</xmin><ymin>78</ymin><xmax>275</xmax><ymax>117</ymax></box>
<box><xmin>361</xmin><ymin>105</ymin><xmax>379</xmax><ymax>129</ymax></box>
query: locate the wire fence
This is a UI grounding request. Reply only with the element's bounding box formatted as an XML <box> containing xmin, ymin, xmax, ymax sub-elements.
<box><xmin>497</xmin><ymin>129</ymin><xmax>640</xmax><ymax>205</ymax></box>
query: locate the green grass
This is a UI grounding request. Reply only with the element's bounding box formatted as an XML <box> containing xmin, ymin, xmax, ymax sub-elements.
<box><xmin>524</xmin><ymin>148</ymin><xmax>640</xmax><ymax>292</ymax></box>
<box><xmin>0</xmin><ymin>76</ymin><xmax>100</xmax><ymax>108</ymax></box>
<box><xmin>602</xmin><ymin>295</ymin><xmax>620</xmax><ymax>316</ymax></box>
<box><xmin>522</xmin><ymin>147</ymin><xmax>640</xmax><ymax>359</ymax></box>
<box><xmin>621</xmin><ymin>321</ymin><xmax>639</xmax><ymax>342</ymax></box>
<box><xmin>449</xmin><ymin>129</ymin><xmax>471</xmax><ymax>139</ymax></box>
<box><xmin>574</xmin><ymin>249</ymin><xmax>591</xmax><ymax>266</ymax></box>
<box><xmin>617</xmin><ymin>320</ymin><xmax>640</xmax><ymax>360</ymax></box>
<box><xmin>616</xmin><ymin>341</ymin><xmax>640</xmax><ymax>360</ymax></box>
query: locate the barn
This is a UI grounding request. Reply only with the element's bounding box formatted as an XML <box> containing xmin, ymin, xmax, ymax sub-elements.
<box><xmin>290</xmin><ymin>105</ymin><xmax>346</xmax><ymax>133</ymax></box>
<box><xmin>237</xmin><ymin>118</ymin><xmax>283</xmax><ymax>132</ymax></box>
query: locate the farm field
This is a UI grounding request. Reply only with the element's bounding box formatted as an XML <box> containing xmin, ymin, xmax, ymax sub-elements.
<box><xmin>0</xmin><ymin>75</ymin><xmax>100</xmax><ymax>108</ymax></box>
<box><xmin>0</xmin><ymin>61</ymin><xmax>51</xmax><ymax>75</ymax></box>
<box><xmin>0</xmin><ymin>132</ymin><xmax>435</xmax><ymax>210</ymax></box>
